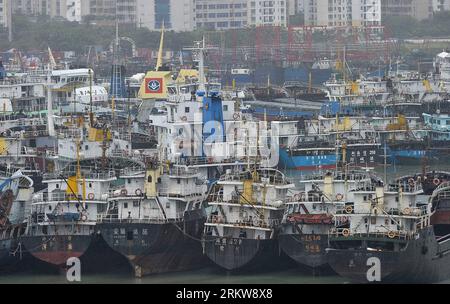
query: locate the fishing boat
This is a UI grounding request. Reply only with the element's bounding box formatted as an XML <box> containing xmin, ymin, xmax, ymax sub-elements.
<box><xmin>325</xmin><ymin>176</ymin><xmax>450</xmax><ymax>283</ymax></box>
<box><xmin>203</xmin><ymin>167</ymin><xmax>295</xmax><ymax>271</ymax></box>
<box><xmin>279</xmin><ymin>170</ymin><xmax>374</xmax><ymax>271</ymax></box>
<box><xmin>97</xmin><ymin>157</ymin><xmax>209</xmax><ymax>277</ymax></box>
<box><xmin>0</xmin><ymin>170</ymin><xmax>33</xmax><ymax>270</ymax></box>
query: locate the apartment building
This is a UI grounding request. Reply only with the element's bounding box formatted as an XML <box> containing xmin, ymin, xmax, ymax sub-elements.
<box><xmin>248</xmin><ymin>0</ymin><xmax>288</xmax><ymax>26</ymax></box>
<box><xmin>194</xmin><ymin>0</ymin><xmax>288</xmax><ymax>30</ymax></box>
<box><xmin>304</xmin><ymin>0</ymin><xmax>381</xmax><ymax>28</ymax></box>
<box><xmin>89</xmin><ymin>0</ymin><xmax>194</xmax><ymax>31</ymax></box>
<box><xmin>13</xmin><ymin>0</ymin><xmax>89</xmax><ymax>21</ymax></box>
<box><xmin>381</xmin><ymin>0</ymin><xmax>433</xmax><ymax>21</ymax></box>
<box><xmin>193</xmin><ymin>0</ymin><xmax>249</xmax><ymax>29</ymax></box>
<box><xmin>433</xmin><ymin>0</ymin><xmax>450</xmax><ymax>12</ymax></box>
<box><xmin>0</xmin><ymin>0</ymin><xmax>11</xmax><ymax>29</ymax></box>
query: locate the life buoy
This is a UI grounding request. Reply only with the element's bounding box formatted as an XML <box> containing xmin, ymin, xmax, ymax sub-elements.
<box><xmin>433</xmin><ymin>178</ymin><xmax>440</xmax><ymax>186</ymax></box>
<box><xmin>135</xmin><ymin>189</ymin><xmax>142</xmax><ymax>196</ymax></box>
<box><xmin>387</xmin><ymin>231</ymin><xmax>396</xmax><ymax>239</ymax></box>
<box><xmin>403</xmin><ymin>207</ymin><xmax>411</xmax><ymax>215</ymax></box>
<box><xmin>342</xmin><ymin>229</ymin><xmax>350</xmax><ymax>237</ymax></box>
<box><xmin>345</xmin><ymin>205</ymin><xmax>353</xmax><ymax>214</ymax></box>
<box><xmin>416</xmin><ymin>176</ymin><xmax>422</xmax><ymax>182</ymax></box>
<box><xmin>81</xmin><ymin>214</ymin><xmax>88</xmax><ymax>221</ymax></box>
<box><xmin>233</xmin><ymin>113</ymin><xmax>240</xmax><ymax>121</ymax></box>
<box><xmin>181</xmin><ymin>116</ymin><xmax>188</xmax><ymax>122</ymax></box>
<box><xmin>88</xmin><ymin>193</ymin><xmax>95</xmax><ymax>200</ymax></box>
<box><xmin>408</xmin><ymin>178</ymin><xmax>415</xmax><ymax>186</ymax></box>
<box><xmin>336</xmin><ymin>193</ymin><xmax>344</xmax><ymax>201</ymax></box>
<box><xmin>208</xmin><ymin>157</ymin><xmax>214</xmax><ymax>164</ymax></box>
<box><xmin>121</xmin><ymin>189</ymin><xmax>128</xmax><ymax>196</ymax></box>
<box><xmin>294</xmin><ymin>193</ymin><xmax>301</xmax><ymax>201</ymax></box>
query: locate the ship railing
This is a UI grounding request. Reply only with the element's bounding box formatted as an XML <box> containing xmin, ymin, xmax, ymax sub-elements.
<box><xmin>214</xmin><ymin>195</ymin><xmax>288</xmax><ymax>207</ymax></box>
<box><xmin>207</xmin><ymin>215</ymin><xmax>278</xmax><ymax>229</ymax></box>
<box><xmin>32</xmin><ymin>192</ymin><xmax>109</xmax><ymax>203</ymax></box>
<box><xmin>163</xmin><ymin>166</ymin><xmax>200</xmax><ymax>177</ymax></box>
<box><xmin>387</xmin><ymin>182</ymin><xmax>422</xmax><ymax>193</ymax></box>
<box><xmin>299</xmin><ymin>171</ymin><xmax>371</xmax><ymax>182</ymax></box>
<box><xmin>43</xmin><ymin>169</ymin><xmax>116</xmax><ymax>181</ymax></box>
<box><xmin>174</xmin><ymin>156</ymin><xmax>245</xmax><ymax>167</ymax></box>
<box><xmin>286</xmin><ymin>194</ymin><xmax>329</xmax><ymax>203</ymax></box>
<box><xmin>118</xmin><ymin>167</ymin><xmax>146</xmax><ymax>177</ymax></box>
<box><xmin>0</xmin><ymin>78</ymin><xmax>46</xmax><ymax>86</ymax></box>
<box><xmin>56</xmin><ymin>128</ymin><xmax>83</xmax><ymax>139</ymax></box>
<box><xmin>329</xmin><ymin>228</ymin><xmax>415</xmax><ymax>240</ymax></box>
<box><xmin>335</xmin><ymin>204</ymin><xmax>428</xmax><ymax>217</ymax></box>
<box><xmin>97</xmin><ymin>214</ymin><xmax>183</xmax><ymax>224</ymax></box>
<box><xmin>20</xmin><ymin>130</ymin><xmax>49</xmax><ymax>138</ymax></box>
<box><xmin>157</xmin><ymin>189</ymin><xmax>206</xmax><ymax>200</ymax></box>
<box><xmin>433</xmin><ymin>182</ymin><xmax>450</xmax><ymax>198</ymax></box>
<box><xmin>219</xmin><ymin>173</ymin><xmax>289</xmax><ymax>186</ymax></box>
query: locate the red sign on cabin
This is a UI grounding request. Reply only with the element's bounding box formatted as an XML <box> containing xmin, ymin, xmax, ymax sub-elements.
<box><xmin>145</xmin><ymin>78</ymin><xmax>163</xmax><ymax>94</ymax></box>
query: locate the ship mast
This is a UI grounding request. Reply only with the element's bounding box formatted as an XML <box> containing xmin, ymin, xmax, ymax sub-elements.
<box><xmin>155</xmin><ymin>21</ymin><xmax>165</xmax><ymax>72</ymax></box>
<box><xmin>89</xmin><ymin>68</ymin><xmax>94</xmax><ymax>127</ymax></box>
<box><xmin>47</xmin><ymin>65</ymin><xmax>55</xmax><ymax>137</ymax></box>
<box><xmin>198</xmin><ymin>37</ymin><xmax>206</xmax><ymax>93</ymax></box>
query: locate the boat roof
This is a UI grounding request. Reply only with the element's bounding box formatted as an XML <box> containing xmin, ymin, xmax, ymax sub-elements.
<box><xmin>52</xmin><ymin>68</ymin><xmax>93</xmax><ymax>77</ymax></box>
<box><xmin>437</xmin><ymin>51</ymin><xmax>450</xmax><ymax>59</ymax></box>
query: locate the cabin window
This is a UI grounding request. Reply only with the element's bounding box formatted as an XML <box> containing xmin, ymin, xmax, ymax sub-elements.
<box><xmin>85</xmin><ymin>145</ymin><xmax>89</xmax><ymax>150</ymax></box>
<box><xmin>371</xmin><ymin>217</ymin><xmax>376</xmax><ymax>225</ymax></box>
<box><xmin>166</xmin><ymin>202</ymin><xmax>170</xmax><ymax>209</ymax></box>
<box><xmin>223</xmin><ymin>105</ymin><xmax>228</xmax><ymax>111</ymax></box>
<box><xmin>364</xmin><ymin>218</ymin><xmax>368</xmax><ymax>224</ymax></box>
<box><xmin>56</xmin><ymin>184</ymin><xmax>59</xmax><ymax>189</ymax></box>
<box><xmin>385</xmin><ymin>219</ymin><xmax>389</xmax><ymax>225</ymax></box>
<box><xmin>89</xmin><ymin>183</ymin><xmax>92</xmax><ymax>188</ymax></box>
<box><xmin>48</xmin><ymin>205</ymin><xmax>52</xmax><ymax>211</ymax></box>
<box><xmin>177</xmin><ymin>179</ymin><xmax>181</xmax><ymax>184</ymax></box>
<box><xmin>148</xmin><ymin>175</ymin><xmax>152</xmax><ymax>183</ymax></box>
<box><xmin>185</xmin><ymin>107</ymin><xmax>190</xmax><ymax>113</ymax></box>
<box><xmin>123</xmin><ymin>203</ymin><xmax>128</xmax><ymax>209</ymax></box>
<box><xmin>395</xmin><ymin>196</ymin><xmax>399</xmax><ymax>202</ymax></box>
<box><xmin>133</xmin><ymin>201</ymin><xmax>139</xmax><ymax>207</ymax></box>
<box><xmin>128</xmin><ymin>179</ymin><xmax>131</xmax><ymax>184</ymax></box>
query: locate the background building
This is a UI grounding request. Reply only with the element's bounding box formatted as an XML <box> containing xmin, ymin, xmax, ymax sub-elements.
<box><xmin>193</xmin><ymin>0</ymin><xmax>288</xmax><ymax>30</ymax></box>
<box><xmin>304</xmin><ymin>0</ymin><xmax>381</xmax><ymax>28</ymax></box>
<box><xmin>433</xmin><ymin>0</ymin><xmax>450</xmax><ymax>12</ymax></box>
<box><xmin>381</xmin><ymin>0</ymin><xmax>433</xmax><ymax>21</ymax></box>
<box><xmin>193</xmin><ymin>0</ymin><xmax>248</xmax><ymax>30</ymax></box>
<box><xmin>88</xmin><ymin>0</ymin><xmax>194</xmax><ymax>31</ymax></box>
<box><xmin>13</xmin><ymin>0</ymin><xmax>89</xmax><ymax>21</ymax></box>
<box><xmin>248</xmin><ymin>0</ymin><xmax>287</xmax><ymax>27</ymax></box>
